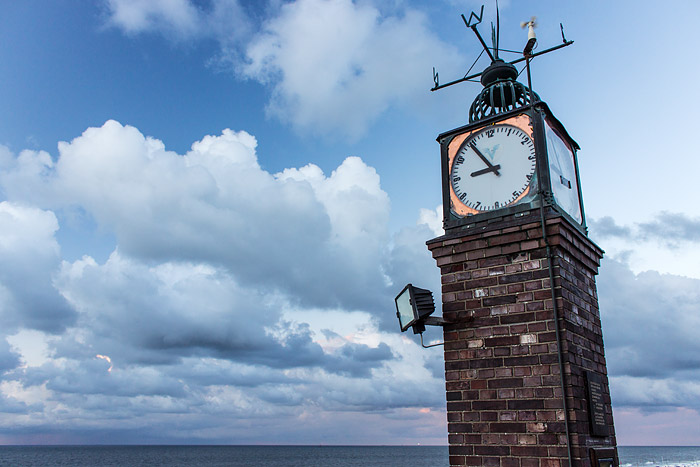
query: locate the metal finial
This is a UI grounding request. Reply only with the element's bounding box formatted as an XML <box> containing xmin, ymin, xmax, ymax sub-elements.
<box><xmin>462</xmin><ymin>8</ymin><xmax>495</xmax><ymax>62</ymax></box>
<box><xmin>491</xmin><ymin>23</ymin><xmax>497</xmax><ymax>58</ymax></box>
<box><xmin>430</xmin><ymin>4</ymin><xmax>574</xmax><ymax>93</ymax></box>
<box><xmin>496</xmin><ymin>0</ymin><xmax>500</xmax><ymax>58</ymax></box>
<box><xmin>463</xmin><ymin>5</ymin><xmax>484</xmax><ymax>28</ymax></box>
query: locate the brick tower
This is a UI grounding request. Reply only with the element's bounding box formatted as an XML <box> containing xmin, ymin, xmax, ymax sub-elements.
<box><xmin>428</xmin><ymin>208</ymin><xmax>618</xmax><ymax>466</ymax></box>
<box><xmin>425</xmin><ymin>29</ymin><xmax>619</xmax><ymax>463</ymax></box>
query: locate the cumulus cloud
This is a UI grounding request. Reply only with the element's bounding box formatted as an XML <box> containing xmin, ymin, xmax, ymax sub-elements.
<box><xmin>51</xmin><ymin>250</ymin><xmax>394</xmax><ymax>376</ymax></box>
<box><xmin>598</xmin><ymin>258</ymin><xmax>700</xmax><ymax>412</ymax></box>
<box><xmin>384</xmin><ymin>223</ymin><xmax>440</xmax><ymax>298</ymax></box>
<box><xmin>637</xmin><ymin>212</ymin><xmax>700</xmax><ymax>244</ymax></box>
<box><xmin>417</xmin><ymin>205</ymin><xmax>443</xmax><ymax>237</ymax></box>
<box><xmin>0</xmin><ymin>339</ymin><xmax>20</xmax><ymax>374</ymax></box>
<box><xmin>0</xmin><ymin>121</ymin><xmax>446</xmax><ymax>442</ymax></box>
<box><xmin>104</xmin><ymin>0</ymin><xmax>463</xmax><ymax>140</ymax></box>
<box><xmin>589</xmin><ymin>212</ymin><xmax>700</xmax><ymax>248</ymax></box>
<box><xmin>0</xmin><ymin>202</ymin><xmax>75</xmax><ymax>333</ymax></box>
<box><xmin>587</xmin><ymin>216</ymin><xmax>633</xmax><ymax>239</ymax></box>
<box><xmin>1</xmin><ymin>121</ymin><xmax>397</xmax><ymax>314</ymax></box>
<box><xmin>106</xmin><ymin>0</ymin><xmax>202</xmax><ymax>36</ymax></box>
<box><xmin>610</xmin><ymin>377</ymin><xmax>700</xmax><ymax>411</ymax></box>
<box><xmin>105</xmin><ymin>0</ymin><xmax>252</xmax><ymax>40</ymax></box>
<box><xmin>0</xmin><ymin>119</ymin><xmax>434</xmax><ymax>333</ymax></box>
<box><xmin>240</xmin><ymin>0</ymin><xmax>460</xmax><ymax>139</ymax></box>
<box><xmin>2</xmin><ymin>119</ymin><xmax>700</xmax><ymax>442</ymax></box>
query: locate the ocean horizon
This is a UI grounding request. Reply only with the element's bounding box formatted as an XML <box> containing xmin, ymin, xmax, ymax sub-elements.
<box><xmin>0</xmin><ymin>445</ymin><xmax>699</xmax><ymax>466</ymax></box>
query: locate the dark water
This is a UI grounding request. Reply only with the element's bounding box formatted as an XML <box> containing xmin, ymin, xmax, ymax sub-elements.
<box><xmin>0</xmin><ymin>445</ymin><xmax>699</xmax><ymax>466</ymax></box>
<box><xmin>618</xmin><ymin>446</ymin><xmax>700</xmax><ymax>466</ymax></box>
<box><xmin>0</xmin><ymin>445</ymin><xmax>445</xmax><ymax>467</ymax></box>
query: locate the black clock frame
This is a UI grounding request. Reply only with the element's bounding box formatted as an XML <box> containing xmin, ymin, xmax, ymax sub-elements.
<box><xmin>438</xmin><ymin>101</ymin><xmax>587</xmax><ymax>235</ymax></box>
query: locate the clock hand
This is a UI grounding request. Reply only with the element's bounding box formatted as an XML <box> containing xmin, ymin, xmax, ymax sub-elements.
<box><xmin>471</xmin><ymin>165</ymin><xmax>502</xmax><ymax>177</ymax></box>
<box><xmin>470</xmin><ymin>142</ymin><xmax>500</xmax><ymax>176</ymax></box>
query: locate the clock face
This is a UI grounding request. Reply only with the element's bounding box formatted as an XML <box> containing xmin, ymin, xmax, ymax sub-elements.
<box><xmin>544</xmin><ymin>118</ymin><xmax>582</xmax><ymax>223</ymax></box>
<box><xmin>449</xmin><ymin>121</ymin><xmax>536</xmax><ymax>215</ymax></box>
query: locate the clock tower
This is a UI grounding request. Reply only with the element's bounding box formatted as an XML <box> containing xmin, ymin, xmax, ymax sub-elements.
<box><xmin>427</xmin><ymin>10</ymin><xmax>619</xmax><ymax>467</ymax></box>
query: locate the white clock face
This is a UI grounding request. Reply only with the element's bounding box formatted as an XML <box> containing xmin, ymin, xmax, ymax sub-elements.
<box><xmin>544</xmin><ymin>119</ymin><xmax>582</xmax><ymax>223</ymax></box>
<box><xmin>450</xmin><ymin>124</ymin><xmax>536</xmax><ymax>214</ymax></box>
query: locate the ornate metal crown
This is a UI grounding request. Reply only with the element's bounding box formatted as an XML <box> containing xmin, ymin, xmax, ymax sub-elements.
<box><xmin>469</xmin><ymin>59</ymin><xmax>538</xmax><ymax>123</ymax></box>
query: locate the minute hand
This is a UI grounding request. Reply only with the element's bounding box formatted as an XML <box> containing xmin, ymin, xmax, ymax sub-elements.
<box><xmin>470</xmin><ymin>143</ymin><xmax>500</xmax><ymax>176</ymax></box>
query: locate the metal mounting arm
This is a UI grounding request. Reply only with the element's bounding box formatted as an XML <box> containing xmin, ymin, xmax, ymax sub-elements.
<box><xmin>418</xmin><ymin>317</ymin><xmax>448</xmax><ymax>348</ymax></box>
<box><xmin>423</xmin><ymin>316</ymin><xmax>447</xmax><ymax>327</ymax></box>
<box><xmin>420</xmin><ymin>333</ymin><xmax>444</xmax><ymax>348</ymax></box>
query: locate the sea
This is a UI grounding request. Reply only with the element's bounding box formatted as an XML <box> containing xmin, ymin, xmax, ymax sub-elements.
<box><xmin>0</xmin><ymin>445</ymin><xmax>698</xmax><ymax>466</ymax></box>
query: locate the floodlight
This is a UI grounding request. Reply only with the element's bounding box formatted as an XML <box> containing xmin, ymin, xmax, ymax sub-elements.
<box><xmin>395</xmin><ymin>284</ymin><xmax>442</xmax><ymax>334</ymax></box>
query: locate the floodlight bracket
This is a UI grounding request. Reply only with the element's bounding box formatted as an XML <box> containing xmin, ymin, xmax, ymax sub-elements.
<box><xmin>423</xmin><ymin>316</ymin><xmax>447</xmax><ymax>327</ymax></box>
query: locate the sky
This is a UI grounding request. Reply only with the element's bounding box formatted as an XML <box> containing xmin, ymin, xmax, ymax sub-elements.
<box><xmin>0</xmin><ymin>0</ymin><xmax>699</xmax><ymax>446</ymax></box>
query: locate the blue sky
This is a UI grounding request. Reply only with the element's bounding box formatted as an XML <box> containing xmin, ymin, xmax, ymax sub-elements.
<box><xmin>0</xmin><ymin>0</ymin><xmax>699</xmax><ymax>446</ymax></box>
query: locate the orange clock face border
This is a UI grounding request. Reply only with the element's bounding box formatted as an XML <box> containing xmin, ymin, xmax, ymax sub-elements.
<box><xmin>447</xmin><ymin>113</ymin><xmax>535</xmax><ymax>217</ymax></box>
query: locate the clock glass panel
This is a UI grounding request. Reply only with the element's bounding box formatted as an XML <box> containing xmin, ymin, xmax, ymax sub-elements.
<box><xmin>544</xmin><ymin>117</ymin><xmax>582</xmax><ymax>223</ymax></box>
<box><xmin>447</xmin><ymin>114</ymin><xmax>537</xmax><ymax>217</ymax></box>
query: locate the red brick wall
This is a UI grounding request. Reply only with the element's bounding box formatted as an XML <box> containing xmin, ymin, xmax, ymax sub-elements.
<box><xmin>428</xmin><ymin>209</ymin><xmax>617</xmax><ymax>467</ymax></box>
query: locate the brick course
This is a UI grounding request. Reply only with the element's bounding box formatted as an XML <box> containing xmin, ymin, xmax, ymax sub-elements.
<box><xmin>428</xmin><ymin>208</ymin><xmax>618</xmax><ymax>467</ymax></box>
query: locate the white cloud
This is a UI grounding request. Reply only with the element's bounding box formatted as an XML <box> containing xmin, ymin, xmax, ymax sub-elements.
<box><xmin>588</xmin><ymin>214</ymin><xmax>700</xmax><ymax>280</ymax></box>
<box><xmin>106</xmin><ymin>0</ymin><xmax>202</xmax><ymax>36</ymax></box>
<box><xmin>276</xmin><ymin>156</ymin><xmax>389</xmax><ymax>254</ymax></box>
<box><xmin>2</xmin><ymin>118</ymin><xmax>700</xmax><ymax>442</ymax></box>
<box><xmin>105</xmin><ymin>0</ymin><xmax>253</xmax><ymax>52</ymax></box>
<box><xmin>0</xmin><ymin>120</ymin><xmax>440</xmax><ymax>330</ymax></box>
<box><xmin>598</xmin><ymin>258</ymin><xmax>700</xmax><ymax>413</ymax></box>
<box><xmin>418</xmin><ymin>205</ymin><xmax>443</xmax><ymax>237</ymax></box>
<box><xmin>0</xmin><ymin>338</ymin><xmax>20</xmax><ymax>374</ymax></box>
<box><xmin>103</xmin><ymin>0</ymin><xmax>464</xmax><ymax>140</ymax></box>
<box><xmin>0</xmin><ymin>121</ymin><xmax>448</xmax><ymax>442</ymax></box>
<box><xmin>0</xmin><ymin>120</ymin><xmax>397</xmax><ymax>312</ymax></box>
<box><xmin>6</xmin><ymin>330</ymin><xmax>51</xmax><ymax>368</ymax></box>
<box><xmin>610</xmin><ymin>376</ymin><xmax>700</xmax><ymax>410</ymax></box>
<box><xmin>241</xmin><ymin>0</ymin><xmax>461</xmax><ymax>139</ymax></box>
<box><xmin>1</xmin><ymin>244</ymin><xmax>444</xmax><ymax>441</ymax></box>
<box><xmin>0</xmin><ymin>202</ymin><xmax>74</xmax><ymax>333</ymax></box>
<box><xmin>0</xmin><ymin>149</ymin><xmax>55</xmax><ymax>207</ymax></box>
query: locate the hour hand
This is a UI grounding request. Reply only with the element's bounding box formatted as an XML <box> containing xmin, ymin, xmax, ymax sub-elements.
<box><xmin>470</xmin><ymin>142</ymin><xmax>500</xmax><ymax>176</ymax></box>
<box><xmin>471</xmin><ymin>165</ymin><xmax>502</xmax><ymax>177</ymax></box>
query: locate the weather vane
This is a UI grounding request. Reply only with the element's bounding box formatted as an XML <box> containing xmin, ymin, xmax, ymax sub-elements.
<box><xmin>431</xmin><ymin>3</ymin><xmax>574</xmax><ymax>92</ymax></box>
